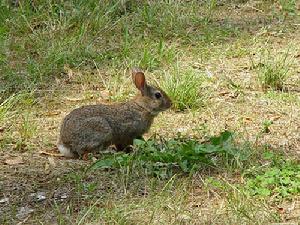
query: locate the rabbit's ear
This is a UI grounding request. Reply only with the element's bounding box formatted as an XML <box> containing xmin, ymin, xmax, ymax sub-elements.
<box><xmin>132</xmin><ymin>70</ymin><xmax>147</xmax><ymax>95</ymax></box>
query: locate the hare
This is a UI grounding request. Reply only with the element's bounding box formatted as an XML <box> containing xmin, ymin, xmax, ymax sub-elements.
<box><xmin>57</xmin><ymin>69</ymin><xmax>172</xmax><ymax>158</ymax></box>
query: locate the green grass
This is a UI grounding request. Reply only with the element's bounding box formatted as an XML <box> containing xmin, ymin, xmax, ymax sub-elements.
<box><xmin>0</xmin><ymin>0</ymin><xmax>241</xmax><ymax>97</ymax></box>
<box><xmin>0</xmin><ymin>91</ymin><xmax>35</xmax><ymax>123</ymax></box>
<box><xmin>89</xmin><ymin>131</ymin><xmax>256</xmax><ymax>178</ymax></box>
<box><xmin>204</xmin><ymin>0</ymin><xmax>218</xmax><ymax>23</ymax></box>
<box><xmin>160</xmin><ymin>68</ymin><xmax>208</xmax><ymax>111</ymax></box>
<box><xmin>1</xmin><ymin>1</ymin><xmax>300</xmax><ymax>224</ymax></box>
<box><xmin>252</xmin><ymin>48</ymin><xmax>292</xmax><ymax>91</ymax></box>
<box><xmin>205</xmin><ymin>177</ymin><xmax>280</xmax><ymax>224</ymax></box>
<box><xmin>73</xmin><ymin>177</ymin><xmax>193</xmax><ymax>224</ymax></box>
<box><xmin>0</xmin><ymin>91</ymin><xmax>37</xmax><ymax>152</ymax></box>
<box><xmin>264</xmin><ymin>90</ymin><xmax>300</xmax><ymax>104</ymax></box>
<box><xmin>277</xmin><ymin>0</ymin><xmax>298</xmax><ymax>15</ymax></box>
<box><xmin>16</xmin><ymin>112</ymin><xmax>37</xmax><ymax>149</ymax></box>
<box><xmin>89</xmin><ymin>132</ymin><xmax>300</xmax><ymax>201</ymax></box>
<box><xmin>82</xmin><ymin>135</ymin><xmax>294</xmax><ymax>224</ymax></box>
<box><xmin>244</xmin><ymin>152</ymin><xmax>300</xmax><ymax>198</ymax></box>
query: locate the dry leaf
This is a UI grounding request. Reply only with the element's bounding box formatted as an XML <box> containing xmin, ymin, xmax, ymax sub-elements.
<box><xmin>39</xmin><ymin>149</ymin><xmax>62</xmax><ymax>157</ymax></box>
<box><xmin>278</xmin><ymin>207</ymin><xmax>285</xmax><ymax>213</ymax></box>
<box><xmin>100</xmin><ymin>90</ymin><xmax>110</xmax><ymax>100</ymax></box>
<box><xmin>270</xmin><ymin>115</ymin><xmax>281</xmax><ymax>121</ymax></box>
<box><xmin>44</xmin><ymin>162</ymin><xmax>50</xmax><ymax>174</ymax></box>
<box><xmin>44</xmin><ymin>111</ymin><xmax>61</xmax><ymax>116</ymax></box>
<box><xmin>64</xmin><ymin>97</ymin><xmax>84</xmax><ymax>102</ymax></box>
<box><xmin>219</xmin><ymin>91</ymin><xmax>230</xmax><ymax>96</ymax></box>
<box><xmin>47</xmin><ymin>126</ymin><xmax>56</xmax><ymax>130</ymax></box>
<box><xmin>5</xmin><ymin>156</ymin><xmax>24</xmax><ymax>165</ymax></box>
<box><xmin>48</xmin><ymin>157</ymin><xmax>56</xmax><ymax>167</ymax></box>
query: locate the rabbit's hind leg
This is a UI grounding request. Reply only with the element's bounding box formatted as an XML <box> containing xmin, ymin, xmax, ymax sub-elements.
<box><xmin>115</xmin><ymin>136</ymin><xmax>143</xmax><ymax>153</ymax></box>
<box><xmin>115</xmin><ymin>140</ymin><xmax>134</xmax><ymax>153</ymax></box>
<box><xmin>73</xmin><ymin>117</ymin><xmax>113</xmax><ymax>157</ymax></box>
<box><xmin>57</xmin><ymin>143</ymin><xmax>77</xmax><ymax>158</ymax></box>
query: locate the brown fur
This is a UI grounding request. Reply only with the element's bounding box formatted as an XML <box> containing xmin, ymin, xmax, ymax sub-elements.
<box><xmin>57</xmin><ymin>69</ymin><xmax>172</xmax><ymax>157</ymax></box>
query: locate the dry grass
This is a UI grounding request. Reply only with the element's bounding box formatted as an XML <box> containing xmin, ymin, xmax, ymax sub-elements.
<box><xmin>1</xmin><ymin>1</ymin><xmax>300</xmax><ymax>224</ymax></box>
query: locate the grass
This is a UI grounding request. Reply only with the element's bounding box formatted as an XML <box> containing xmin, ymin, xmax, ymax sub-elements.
<box><xmin>252</xmin><ymin>48</ymin><xmax>292</xmax><ymax>91</ymax></box>
<box><xmin>244</xmin><ymin>152</ymin><xmax>300</xmax><ymax>199</ymax></box>
<box><xmin>89</xmin><ymin>131</ymin><xmax>254</xmax><ymax>177</ymax></box>
<box><xmin>0</xmin><ymin>91</ymin><xmax>35</xmax><ymax>123</ymax></box>
<box><xmin>160</xmin><ymin>67</ymin><xmax>208</xmax><ymax>111</ymax></box>
<box><xmin>89</xmin><ymin>133</ymin><xmax>300</xmax><ymax>199</ymax></box>
<box><xmin>205</xmin><ymin>178</ymin><xmax>281</xmax><ymax>224</ymax></box>
<box><xmin>276</xmin><ymin>0</ymin><xmax>298</xmax><ymax>16</ymax></box>
<box><xmin>1</xmin><ymin>0</ymin><xmax>300</xmax><ymax>224</ymax></box>
<box><xmin>72</xmin><ymin>177</ymin><xmax>193</xmax><ymax>224</ymax></box>
<box><xmin>0</xmin><ymin>0</ymin><xmax>240</xmax><ymax>97</ymax></box>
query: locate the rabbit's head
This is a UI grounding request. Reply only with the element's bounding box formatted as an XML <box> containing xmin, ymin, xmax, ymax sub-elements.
<box><xmin>132</xmin><ymin>69</ymin><xmax>172</xmax><ymax>115</ymax></box>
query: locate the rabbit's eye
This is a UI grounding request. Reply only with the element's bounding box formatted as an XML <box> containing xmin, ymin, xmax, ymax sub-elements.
<box><xmin>155</xmin><ymin>92</ymin><xmax>162</xmax><ymax>99</ymax></box>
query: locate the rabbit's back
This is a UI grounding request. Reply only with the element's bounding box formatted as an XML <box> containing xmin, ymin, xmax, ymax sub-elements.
<box><xmin>62</xmin><ymin>103</ymin><xmax>153</xmax><ymax>134</ymax></box>
<box><xmin>58</xmin><ymin>103</ymin><xmax>155</xmax><ymax>156</ymax></box>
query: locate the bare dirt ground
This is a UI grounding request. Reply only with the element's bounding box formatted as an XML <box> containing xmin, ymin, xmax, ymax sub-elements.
<box><xmin>1</xmin><ymin>2</ymin><xmax>300</xmax><ymax>224</ymax></box>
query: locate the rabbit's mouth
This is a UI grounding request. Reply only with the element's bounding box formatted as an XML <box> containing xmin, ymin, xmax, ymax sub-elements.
<box><xmin>166</xmin><ymin>100</ymin><xmax>172</xmax><ymax>109</ymax></box>
<box><xmin>155</xmin><ymin>103</ymin><xmax>172</xmax><ymax>114</ymax></box>
<box><xmin>161</xmin><ymin>99</ymin><xmax>172</xmax><ymax>111</ymax></box>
